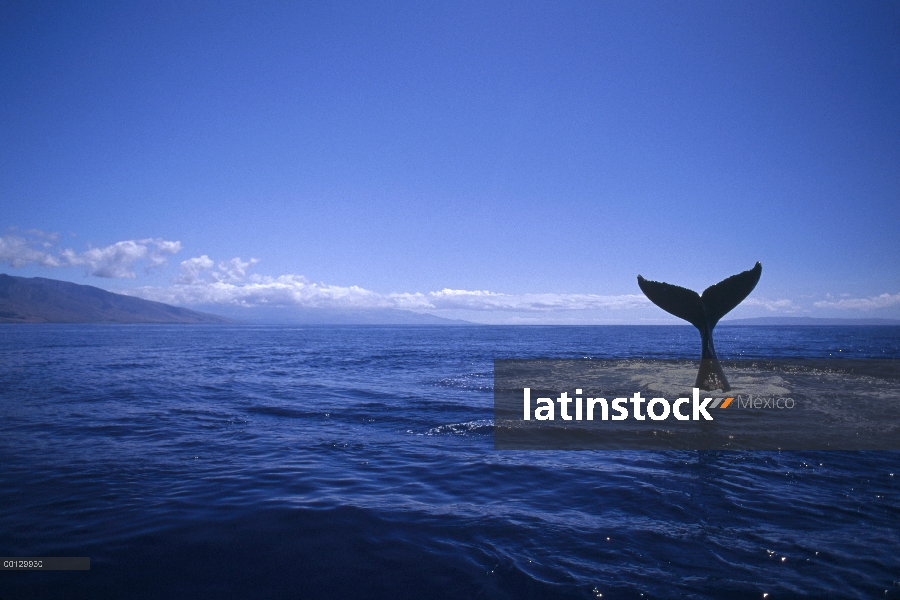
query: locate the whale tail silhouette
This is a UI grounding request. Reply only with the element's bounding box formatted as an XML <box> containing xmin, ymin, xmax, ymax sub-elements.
<box><xmin>637</xmin><ymin>262</ymin><xmax>762</xmax><ymax>391</ymax></box>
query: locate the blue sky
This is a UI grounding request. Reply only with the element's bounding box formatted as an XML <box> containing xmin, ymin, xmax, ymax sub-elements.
<box><xmin>1</xmin><ymin>1</ymin><xmax>898</xmax><ymax>323</ymax></box>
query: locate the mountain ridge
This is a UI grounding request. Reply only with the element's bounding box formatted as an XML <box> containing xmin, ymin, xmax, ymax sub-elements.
<box><xmin>0</xmin><ymin>274</ymin><xmax>471</xmax><ymax>325</ymax></box>
<box><xmin>0</xmin><ymin>274</ymin><xmax>230</xmax><ymax>323</ymax></box>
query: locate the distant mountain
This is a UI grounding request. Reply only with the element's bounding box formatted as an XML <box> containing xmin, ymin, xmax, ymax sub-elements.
<box><xmin>721</xmin><ymin>316</ymin><xmax>900</xmax><ymax>326</ymax></box>
<box><xmin>0</xmin><ymin>274</ymin><xmax>230</xmax><ymax>324</ymax></box>
<box><xmin>186</xmin><ymin>304</ymin><xmax>472</xmax><ymax>325</ymax></box>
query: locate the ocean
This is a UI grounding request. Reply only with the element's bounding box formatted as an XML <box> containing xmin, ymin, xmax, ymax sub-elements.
<box><xmin>1</xmin><ymin>324</ymin><xmax>899</xmax><ymax>599</ymax></box>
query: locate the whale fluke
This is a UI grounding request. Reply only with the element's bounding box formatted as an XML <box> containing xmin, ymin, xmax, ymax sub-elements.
<box><xmin>696</xmin><ymin>262</ymin><xmax>763</xmax><ymax>326</ymax></box>
<box><xmin>637</xmin><ymin>262</ymin><xmax>762</xmax><ymax>391</ymax></box>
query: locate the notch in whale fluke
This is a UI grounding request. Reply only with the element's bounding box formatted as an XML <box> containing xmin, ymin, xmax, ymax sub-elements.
<box><xmin>637</xmin><ymin>262</ymin><xmax>762</xmax><ymax>391</ymax></box>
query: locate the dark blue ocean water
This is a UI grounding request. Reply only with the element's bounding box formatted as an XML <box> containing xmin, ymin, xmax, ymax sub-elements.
<box><xmin>1</xmin><ymin>325</ymin><xmax>899</xmax><ymax>599</ymax></box>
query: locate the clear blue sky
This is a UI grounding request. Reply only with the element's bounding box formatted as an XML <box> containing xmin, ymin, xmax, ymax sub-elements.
<box><xmin>1</xmin><ymin>1</ymin><xmax>898</xmax><ymax>322</ymax></box>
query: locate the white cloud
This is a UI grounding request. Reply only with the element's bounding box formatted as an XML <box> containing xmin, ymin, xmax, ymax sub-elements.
<box><xmin>147</xmin><ymin>239</ymin><xmax>182</xmax><ymax>266</ymax></box>
<box><xmin>176</xmin><ymin>255</ymin><xmax>262</xmax><ymax>285</ymax></box>
<box><xmin>0</xmin><ymin>230</ymin><xmax>182</xmax><ymax>278</ymax></box>
<box><xmin>0</xmin><ymin>233</ymin><xmax>61</xmax><ymax>268</ymax></box>
<box><xmin>742</xmin><ymin>297</ymin><xmax>801</xmax><ymax>312</ymax></box>
<box><xmin>63</xmin><ymin>238</ymin><xmax>182</xmax><ymax>278</ymax></box>
<box><xmin>410</xmin><ymin>289</ymin><xmax>649</xmax><ymax>311</ymax></box>
<box><xmin>131</xmin><ymin>261</ymin><xmax>650</xmax><ymax>314</ymax></box>
<box><xmin>135</xmin><ymin>273</ymin><xmax>387</xmax><ymax>308</ymax></box>
<box><xmin>176</xmin><ymin>255</ymin><xmax>215</xmax><ymax>284</ymax></box>
<box><xmin>814</xmin><ymin>293</ymin><xmax>900</xmax><ymax>310</ymax></box>
<box><xmin>214</xmin><ymin>257</ymin><xmax>259</xmax><ymax>283</ymax></box>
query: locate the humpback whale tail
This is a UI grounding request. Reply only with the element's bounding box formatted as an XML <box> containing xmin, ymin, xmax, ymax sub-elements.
<box><xmin>637</xmin><ymin>262</ymin><xmax>762</xmax><ymax>391</ymax></box>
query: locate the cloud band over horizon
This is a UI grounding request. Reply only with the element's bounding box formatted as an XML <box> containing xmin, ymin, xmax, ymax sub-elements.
<box><xmin>2</xmin><ymin>230</ymin><xmax>898</xmax><ymax>319</ymax></box>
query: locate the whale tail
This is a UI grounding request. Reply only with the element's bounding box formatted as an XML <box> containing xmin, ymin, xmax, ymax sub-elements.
<box><xmin>637</xmin><ymin>262</ymin><xmax>762</xmax><ymax>391</ymax></box>
<box><xmin>637</xmin><ymin>262</ymin><xmax>762</xmax><ymax>328</ymax></box>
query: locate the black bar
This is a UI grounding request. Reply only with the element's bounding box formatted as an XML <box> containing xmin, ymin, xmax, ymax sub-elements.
<box><xmin>1</xmin><ymin>557</ymin><xmax>90</xmax><ymax>571</ymax></box>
